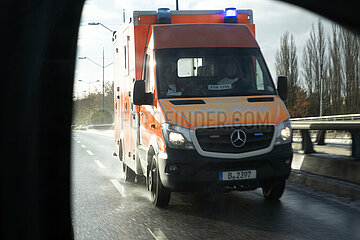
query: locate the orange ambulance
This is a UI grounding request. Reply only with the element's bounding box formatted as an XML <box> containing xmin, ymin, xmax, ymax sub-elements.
<box><xmin>113</xmin><ymin>8</ymin><xmax>292</xmax><ymax>206</ymax></box>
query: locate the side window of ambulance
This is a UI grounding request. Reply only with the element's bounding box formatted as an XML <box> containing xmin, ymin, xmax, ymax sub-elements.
<box><xmin>144</xmin><ymin>54</ymin><xmax>151</xmax><ymax>92</ymax></box>
<box><xmin>255</xmin><ymin>59</ymin><xmax>265</xmax><ymax>90</ymax></box>
<box><xmin>124</xmin><ymin>46</ymin><xmax>127</xmax><ymax>70</ymax></box>
<box><xmin>177</xmin><ymin>58</ymin><xmax>204</xmax><ymax>77</ymax></box>
<box><xmin>124</xmin><ymin>39</ymin><xmax>129</xmax><ymax>76</ymax></box>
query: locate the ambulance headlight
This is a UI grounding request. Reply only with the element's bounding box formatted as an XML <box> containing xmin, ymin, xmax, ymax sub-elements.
<box><xmin>281</xmin><ymin>127</ymin><xmax>291</xmax><ymax>140</ymax></box>
<box><xmin>162</xmin><ymin>123</ymin><xmax>194</xmax><ymax>149</ymax></box>
<box><xmin>275</xmin><ymin>119</ymin><xmax>292</xmax><ymax>145</ymax></box>
<box><xmin>169</xmin><ymin>132</ymin><xmax>185</xmax><ymax>145</ymax></box>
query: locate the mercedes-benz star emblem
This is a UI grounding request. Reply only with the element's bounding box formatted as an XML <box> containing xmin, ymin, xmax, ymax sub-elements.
<box><xmin>230</xmin><ymin>130</ymin><xmax>247</xmax><ymax>148</ymax></box>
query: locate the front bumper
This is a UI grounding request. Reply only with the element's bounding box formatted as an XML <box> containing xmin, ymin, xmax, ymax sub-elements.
<box><xmin>158</xmin><ymin>144</ymin><xmax>293</xmax><ymax>191</ymax></box>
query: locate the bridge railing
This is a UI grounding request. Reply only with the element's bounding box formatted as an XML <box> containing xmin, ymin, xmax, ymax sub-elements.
<box><xmin>291</xmin><ymin>114</ymin><xmax>360</xmax><ymax>122</ymax></box>
<box><xmin>290</xmin><ymin>119</ymin><xmax>360</xmax><ymax>159</ymax></box>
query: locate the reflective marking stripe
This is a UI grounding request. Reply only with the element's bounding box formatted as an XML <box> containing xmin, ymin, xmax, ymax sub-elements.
<box><xmin>275</xmin><ymin>98</ymin><xmax>280</xmax><ymax>124</ymax></box>
<box><xmin>158</xmin><ymin>100</ymin><xmax>169</xmax><ymax>122</ymax></box>
<box><xmin>144</xmin><ymin>105</ymin><xmax>161</xmax><ymax>122</ymax></box>
<box><xmin>160</xmin><ymin>100</ymin><xmax>195</xmax><ymax>127</ymax></box>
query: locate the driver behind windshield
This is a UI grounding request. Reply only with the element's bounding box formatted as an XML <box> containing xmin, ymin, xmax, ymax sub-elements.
<box><xmin>161</xmin><ymin>64</ymin><xmax>197</xmax><ymax>96</ymax></box>
<box><xmin>160</xmin><ymin>64</ymin><xmax>180</xmax><ymax>95</ymax></box>
<box><xmin>217</xmin><ymin>61</ymin><xmax>249</xmax><ymax>88</ymax></box>
<box><xmin>218</xmin><ymin>62</ymin><xmax>239</xmax><ymax>85</ymax></box>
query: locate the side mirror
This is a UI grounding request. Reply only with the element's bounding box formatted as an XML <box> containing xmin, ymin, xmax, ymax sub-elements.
<box><xmin>277</xmin><ymin>76</ymin><xmax>288</xmax><ymax>101</ymax></box>
<box><xmin>133</xmin><ymin>80</ymin><xmax>153</xmax><ymax>105</ymax></box>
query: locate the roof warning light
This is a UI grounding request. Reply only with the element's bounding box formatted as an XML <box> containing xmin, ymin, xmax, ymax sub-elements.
<box><xmin>157</xmin><ymin>8</ymin><xmax>171</xmax><ymax>24</ymax></box>
<box><xmin>224</xmin><ymin>8</ymin><xmax>238</xmax><ymax>24</ymax></box>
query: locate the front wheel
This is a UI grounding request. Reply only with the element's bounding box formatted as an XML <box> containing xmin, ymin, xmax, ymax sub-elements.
<box><xmin>262</xmin><ymin>180</ymin><xmax>285</xmax><ymax>200</ymax></box>
<box><xmin>148</xmin><ymin>155</ymin><xmax>171</xmax><ymax>207</ymax></box>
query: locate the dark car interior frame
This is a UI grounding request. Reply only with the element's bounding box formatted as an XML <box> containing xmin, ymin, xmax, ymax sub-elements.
<box><xmin>1</xmin><ymin>0</ymin><xmax>359</xmax><ymax>239</ymax></box>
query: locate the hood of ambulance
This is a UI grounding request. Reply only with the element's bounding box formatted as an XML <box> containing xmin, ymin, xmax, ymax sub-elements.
<box><xmin>158</xmin><ymin>96</ymin><xmax>289</xmax><ymax>129</ymax></box>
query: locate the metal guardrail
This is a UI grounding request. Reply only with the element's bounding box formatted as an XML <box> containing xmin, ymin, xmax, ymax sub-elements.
<box><xmin>72</xmin><ymin>123</ymin><xmax>115</xmax><ymax>130</ymax></box>
<box><xmin>291</xmin><ymin>120</ymin><xmax>360</xmax><ymax>159</ymax></box>
<box><xmin>88</xmin><ymin>123</ymin><xmax>115</xmax><ymax>130</ymax></box>
<box><xmin>291</xmin><ymin>114</ymin><xmax>360</xmax><ymax>121</ymax></box>
<box><xmin>291</xmin><ymin>121</ymin><xmax>360</xmax><ymax>130</ymax></box>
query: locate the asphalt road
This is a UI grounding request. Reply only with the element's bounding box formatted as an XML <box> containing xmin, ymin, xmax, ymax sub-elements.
<box><xmin>71</xmin><ymin>130</ymin><xmax>360</xmax><ymax>240</ymax></box>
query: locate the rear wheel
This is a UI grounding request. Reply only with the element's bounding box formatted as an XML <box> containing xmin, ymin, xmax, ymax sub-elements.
<box><xmin>262</xmin><ymin>180</ymin><xmax>285</xmax><ymax>200</ymax></box>
<box><xmin>123</xmin><ymin>162</ymin><xmax>135</xmax><ymax>182</ymax></box>
<box><xmin>148</xmin><ymin>155</ymin><xmax>170</xmax><ymax>207</ymax></box>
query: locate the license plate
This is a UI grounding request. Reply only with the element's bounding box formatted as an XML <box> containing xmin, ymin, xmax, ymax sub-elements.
<box><xmin>219</xmin><ymin>170</ymin><xmax>256</xmax><ymax>181</ymax></box>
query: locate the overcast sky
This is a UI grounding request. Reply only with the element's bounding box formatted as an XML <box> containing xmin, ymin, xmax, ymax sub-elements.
<box><xmin>74</xmin><ymin>0</ymin><xmax>333</xmax><ymax>96</ymax></box>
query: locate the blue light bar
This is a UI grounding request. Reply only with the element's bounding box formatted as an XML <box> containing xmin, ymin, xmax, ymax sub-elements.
<box><xmin>224</xmin><ymin>8</ymin><xmax>238</xmax><ymax>24</ymax></box>
<box><xmin>157</xmin><ymin>8</ymin><xmax>171</xmax><ymax>24</ymax></box>
<box><xmin>225</xmin><ymin>8</ymin><xmax>237</xmax><ymax>17</ymax></box>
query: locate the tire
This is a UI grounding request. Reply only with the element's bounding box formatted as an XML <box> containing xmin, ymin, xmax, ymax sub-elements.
<box><xmin>123</xmin><ymin>162</ymin><xmax>135</xmax><ymax>182</ymax></box>
<box><xmin>262</xmin><ymin>180</ymin><xmax>286</xmax><ymax>200</ymax></box>
<box><xmin>148</xmin><ymin>155</ymin><xmax>171</xmax><ymax>207</ymax></box>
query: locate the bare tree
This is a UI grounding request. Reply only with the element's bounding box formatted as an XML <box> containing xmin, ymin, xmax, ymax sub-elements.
<box><xmin>341</xmin><ymin>28</ymin><xmax>360</xmax><ymax>113</ymax></box>
<box><xmin>302</xmin><ymin>41</ymin><xmax>314</xmax><ymax>95</ymax></box>
<box><xmin>328</xmin><ymin>24</ymin><xmax>343</xmax><ymax>114</ymax></box>
<box><xmin>302</xmin><ymin>20</ymin><xmax>328</xmax><ymax>116</ymax></box>
<box><xmin>275</xmin><ymin>31</ymin><xmax>298</xmax><ymax>113</ymax></box>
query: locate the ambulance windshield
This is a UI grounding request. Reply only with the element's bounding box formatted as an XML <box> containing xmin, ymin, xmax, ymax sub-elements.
<box><xmin>156</xmin><ymin>48</ymin><xmax>276</xmax><ymax>98</ymax></box>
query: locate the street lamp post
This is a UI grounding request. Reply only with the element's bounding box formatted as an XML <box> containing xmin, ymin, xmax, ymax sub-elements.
<box><xmin>78</xmin><ymin>56</ymin><xmax>113</xmax><ymax>123</ymax></box>
<box><xmin>88</xmin><ymin>22</ymin><xmax>114</xmax><ymax>33</ymax></box>
<box><xmin>85</xmin><ymin>22</ymin><xmax>114</xmax><ymax>124</ymax></box>
<box><xmin>78</xmin><ymin>80</ymin><xmax>100</xmax><ymax>125</ymax></box>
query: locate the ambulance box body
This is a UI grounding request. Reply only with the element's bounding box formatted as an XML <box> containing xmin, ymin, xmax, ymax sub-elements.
<box><xmin>113</xmin><ymin>8</ymin><xmax>292</xmax><ymax>206</ymax></box>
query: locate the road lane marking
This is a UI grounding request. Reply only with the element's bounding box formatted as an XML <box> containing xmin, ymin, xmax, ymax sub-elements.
<box><xmin>94</xmin><ymin>160</ymin><xmax>106</xmax><ymax>169</ymax></box>
<box><xmin>110</xmin><ymin>179</ymin><xmax>126</xmax><ymax>197</ymax></box>
<box><xmin>81</xmin><ymin>144</ymin><xmax>86</xmax><ymax>148</ymax></box>
<box><xmin>291</xmin><ymin>154</ymin><xmax>304</xmax><ymax>170</ymax></box>
<box><xmin>86</xmin><ymin>150</ymin><xmax>94</xmax><ymax>156</ymax></box>
<box><xmin>148</xmin><ymin>228</ymin><xmax>168</xmax><ymax>240</ymax></box>
<box><xmin>76</xmin><ymin>140</ymin><xmax>80</xmax><ymax>143</ymax></box>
